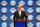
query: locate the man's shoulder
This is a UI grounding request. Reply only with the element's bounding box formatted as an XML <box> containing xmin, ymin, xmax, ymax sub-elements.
<box><xmin>14</xmin><ymin>11</ymin><xmax>25</xmax><ymax>13</ymax></box>
<box><xmin>14</xmin><ymin>11</ymin><xmax>18</xmax><ymax>14</ymax></box>
<box><xmin>21</xmin><ymin>11</ymin><xmax>25</xmax><ymax>13</ymax></box>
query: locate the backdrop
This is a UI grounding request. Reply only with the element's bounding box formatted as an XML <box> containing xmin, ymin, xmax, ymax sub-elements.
<box><xmin>0</xmin><ymin>0</ymin><xmax>39</xmax><ymax>27</ymax></box>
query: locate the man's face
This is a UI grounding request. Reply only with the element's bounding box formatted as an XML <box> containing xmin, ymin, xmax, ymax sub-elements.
<box><xmin>18</xmin><ymin>5</ymin><xmax>21</xmax><ymax>11</ymax></box>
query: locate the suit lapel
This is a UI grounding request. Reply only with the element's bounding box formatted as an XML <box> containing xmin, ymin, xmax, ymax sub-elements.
<box><xmin>17</xmin><ymin>11</ymin><xmax>19</xmax><ymax>17</ymax></box>
<box><xmin>21</xmin><ymin>11</ymin><xmax>22</xmax><ymax>17</ymax></box>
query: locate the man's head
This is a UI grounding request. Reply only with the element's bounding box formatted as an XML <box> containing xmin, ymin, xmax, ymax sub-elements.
<box><xmin>18</xmin><ymin>5</ymin><xmax>21</xmax><ymax>11</ymax></box>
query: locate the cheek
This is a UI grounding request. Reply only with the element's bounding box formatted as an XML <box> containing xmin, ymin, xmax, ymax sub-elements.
<box><xmin>19</xmin><ymin>8</ymin><xmax>21</xmax><ymax>9</ymax></box>
<box><xmin>18</xmin><ymin>8</ymin><xmax>21</xmax><ymax>9</ymax></box>
<box><xmin>19</xmin><ymin>8</ymin><xmax>21</xmax><ymax>10</ymax></box>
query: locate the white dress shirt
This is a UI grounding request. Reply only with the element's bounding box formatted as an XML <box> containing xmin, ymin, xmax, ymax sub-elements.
<box><xmin>18</xmin><ymin>11</ymin><xmax>21</xmax><ymax>17</ymax></box>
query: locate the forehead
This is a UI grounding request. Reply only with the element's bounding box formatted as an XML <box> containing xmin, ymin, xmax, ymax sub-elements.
<box><xmin>18</xmin><ymin>5</ymin><xmax>21</xmax><ymax>7</ymax></box>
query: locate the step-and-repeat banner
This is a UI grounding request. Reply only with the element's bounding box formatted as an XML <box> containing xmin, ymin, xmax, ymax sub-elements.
<box><xmin>0</xmin><ymin>0</ymin><xmax>40</xmax><ymax>27</ymax></box>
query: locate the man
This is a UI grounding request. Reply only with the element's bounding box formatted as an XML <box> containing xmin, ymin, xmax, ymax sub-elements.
<box><xmin>12</xmin><ymin>5</ymin><xmax>29</xmax><ymax>27</ymax></box>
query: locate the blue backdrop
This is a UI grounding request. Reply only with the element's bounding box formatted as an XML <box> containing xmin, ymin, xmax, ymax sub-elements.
<box><xmin>0</xmin><ymin>0</ymin><xmax>39</xmax><ymax>27</ymax></box>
